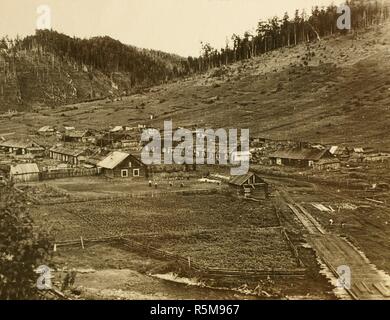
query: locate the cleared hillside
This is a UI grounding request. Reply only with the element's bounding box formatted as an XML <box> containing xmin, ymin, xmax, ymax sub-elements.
<box><xmin>1</xmin><ymin>23</ymin><xmax>390</xmax><ymax>150</ymax></box>
<box><xmin>141</xmin><ymin>23</ymin><xmax>390</xmax><ymax>150</ymax></box>
<box><xmin>0</xmin><ymin>30</ymin><xmax>188</xmax><ymax>112</ymax></box>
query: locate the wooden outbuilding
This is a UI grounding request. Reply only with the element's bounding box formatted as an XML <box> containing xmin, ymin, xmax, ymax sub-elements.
<box><xmin>10</xmin><ymin>163</ymin><xmax>40</xmax><ymax>183</ymax></box>
<box><xmin>229</xmin><ymin>172</ymin><xmax>269</xmax><ymax>199</ymax></box>
<box><xmin>269</xmin><ymin>147</ymin><xmax>339</xmax><ymax>169</ymax></box>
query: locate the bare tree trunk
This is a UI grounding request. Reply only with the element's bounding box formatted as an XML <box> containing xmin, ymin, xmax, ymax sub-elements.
<box><xmin>294</xmin><ymin>25</ymin><xmax>297</xmax><ymax>45</ymax></box>
<box><xmin>307</xmin><ymin>22</ymin><xmax>321</xmax><ymax>41</ymax></box>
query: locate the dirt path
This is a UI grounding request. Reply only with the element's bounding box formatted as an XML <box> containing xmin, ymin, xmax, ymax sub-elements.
<box><xmin>279</xmin><ymin>189</ymin><xmax>390</xmax><ymax>300</ymax></box>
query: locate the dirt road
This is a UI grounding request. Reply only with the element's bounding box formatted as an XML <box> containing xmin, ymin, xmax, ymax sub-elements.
<box><xmin>279</xmin><ymin>189</ymin><xmax>390</xmax><ymax>300</ymax></box>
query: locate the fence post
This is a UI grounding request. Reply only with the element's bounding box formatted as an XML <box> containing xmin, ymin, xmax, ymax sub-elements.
<box><xmin>80</xmin><ymin>236</ymin><xmax>85</xmax><ymax>250</ymax></box>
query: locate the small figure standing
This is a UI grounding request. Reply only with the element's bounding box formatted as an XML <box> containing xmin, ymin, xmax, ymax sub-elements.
<box><xmin>149</xmin><ymin>180</ymin><xmax>152</xmax><ymax>187</ymax></box>
<box><xmin>329</xmin><ymin>218</ymin><xmax>334</xmax><ymax>226</ymax></box>
<box><xmin>154</xmin><ymin>182</ymin><xmax>158</xmax><ymax>189</ymax></box>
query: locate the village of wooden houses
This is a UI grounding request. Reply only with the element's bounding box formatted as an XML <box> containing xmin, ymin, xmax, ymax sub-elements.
<box><xmin>0</xmin><ymin>119</ymin><xmax>390</xmax><ymax>298</ymax></box>
<box><xmin>2</xmin><ymin>0</ymin><xmax>390</xmax><ymax>300</ymax></box>
<box><xmin>2</xmin><ymin>123</ymin><xmax>388</xmax><ymax>185</ymax></box>
<box><xmin>1</xmin><ymin>117</ymin><xmax>390</xmax><ymax>299</ymax></box>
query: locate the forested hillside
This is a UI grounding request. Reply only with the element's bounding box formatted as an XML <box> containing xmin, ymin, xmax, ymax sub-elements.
<box><xmin>0</xmin><ymin>0</ymin><xmax>388</xmax><ymax>111</ymax></box>
<box><xmin>191</xmin><ymin>0</ymin><xmax>389</xmax><ymax>72</ymax></box>
<box><xmin>0</xmin><ymin>31</ymin><xmax>189</xmax><ymax>111</ymax></box>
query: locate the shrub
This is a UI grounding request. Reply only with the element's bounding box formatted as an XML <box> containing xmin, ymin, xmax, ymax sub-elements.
<box><xmin>0</xmin><ymin>183</ymin><xmax>51</xmax><ymax>299</ymax></box>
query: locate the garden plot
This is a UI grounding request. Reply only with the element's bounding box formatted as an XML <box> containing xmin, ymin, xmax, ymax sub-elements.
<box><xmin>61</xmin><ymin>195</ymin><xmax>279</xmax><ymax>236</ymax></box>
<box><xmin>31</xmin><ymin>194</ymin><xmax>279</xmax><ymax>241</ymax></box>
<box><xmin>31</xmin><ymin>194</ymin><xmax>299</xmax><ymax>272</ymax></box>
<box><xmin>137</xmin><ymin>228</ymin><xmax>299</xmax><ymax>270</ymax></box>
<box><xmin>31</xmin><ymin>206</ymin><xmax>100</xmax><ymax>242</ymax></box>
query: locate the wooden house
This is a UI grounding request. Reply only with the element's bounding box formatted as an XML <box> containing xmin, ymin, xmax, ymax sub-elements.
<box><xmin>269</xmin><ymin>147</ymin><xmax>339</xmax><ymax>169</ymax></box>
<box><xmin>97</xmin><ymin>151</ymin><xmax>147</xmax><ymax>178</ymax></box>
<box><xmin>63</xmin><ymin>130</ymin><xmax>92</xmax><ymax>143</ymax></box>
<box><xmin>0</xmin><ymin>139</ymin><xmax>44</xmax><ymax>156</ymax></box>
<box><xmin>49</xmin><ymin>146</ymin><xmax>87</xmax><ymax>165</ymax></box>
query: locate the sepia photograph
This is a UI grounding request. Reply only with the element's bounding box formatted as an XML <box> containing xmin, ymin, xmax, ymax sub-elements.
<box><xmin>0</xmin><ymin>0</ymin><xmax>389</xmax><ymax>310</ymax></box>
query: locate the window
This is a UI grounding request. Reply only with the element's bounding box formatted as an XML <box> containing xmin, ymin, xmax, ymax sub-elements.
<box><xmin>133</xmin><ymin>169</ymin><xmax>140</xmax><ymax>177</ymax></box>
<box><xmin>128</xmin><ymin>161</ymin><xmax>132</xmax><ymax>168</ymax></box>
<box><xmin>121</xmin><ymin>169</ymin><xmax>129</xmax><ymax>178</ymax></box>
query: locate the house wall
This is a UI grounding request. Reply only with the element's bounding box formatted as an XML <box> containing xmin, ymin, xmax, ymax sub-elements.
<box><xmin>9</xmin><ymin>147</ymin><xmax>27</xmax><ymax>155</ymax></box>
<box><xmin>272</xmin><ymin>158</ymin><xmax>311</xmax><ymax>167</ymax></box>
<box><xmin>11</xmin><ymin>172</ymin><xmax>39</xmax><ymax>183</ymax></box>
<box><xmin>50</xmin><ymin>151</ymin><xmax>79</xmax><ymax>165</ymax></box>
<box><xmin>314</xmin><ymin>161</ymin><xmax>341</xmax><ymax>171</ymax></box>
<box><xmin>103</xmin><ymin>155</ymin><xmax>147</xmax><ymax>178</ymax></box>
<box><xmin>230</xmin><ymin>184</ymin><xmax>268</xmax><ymax>199</ymax></box>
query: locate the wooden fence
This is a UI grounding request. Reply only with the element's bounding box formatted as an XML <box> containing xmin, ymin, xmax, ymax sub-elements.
<box><xmin>54</xmin><ymin>235</ymin><xmax>306</xmax><ymax>279</ymax></box>
<box><xmin>35</xmin><ymin>188</ymin><xmax>224</xmax><ymax>206</ymax></box>
<box><xmin>280</xmin><ymin>228</ymin><xmax>305</xmax><ymax>268</ymax></box>
<box><xmin>40</xmin><ymin>168</ymin><xmax>99</xmax><ymax>181</ymax></box>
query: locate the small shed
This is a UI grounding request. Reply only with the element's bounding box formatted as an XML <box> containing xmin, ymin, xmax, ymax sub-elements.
<box><xmin>10</xmin><ymin>163</ymin><xmax>40</xmax><ymax>183</ymax></box>
<box><xmin>229</xmin><ymin>172</ymin><xmax>268</xmax><ymax>199</ymax></box>
<box><xmin>97</xmin><ymin>151</ymin><xmax>147</xmax><ymax>178</ymax></box>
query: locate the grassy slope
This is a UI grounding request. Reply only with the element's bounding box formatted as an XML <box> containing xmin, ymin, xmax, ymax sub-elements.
<box><xmin>1</xmin><ymin>23</ymin><xmax>390</xmax><ymax>150</ymax></box>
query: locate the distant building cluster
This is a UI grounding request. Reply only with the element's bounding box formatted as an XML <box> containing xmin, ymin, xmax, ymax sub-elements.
<box><xmin>1</xmin><ymin>123</ymin><xmax>390</xmax><ymax>185</ymax></box>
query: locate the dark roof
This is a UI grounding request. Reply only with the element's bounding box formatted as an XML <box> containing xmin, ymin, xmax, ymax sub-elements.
<box><xmin>269</xmin><ymin>148</ymin><xmax>331</xmax><ymax>161</ymax></box>
<box><xmin>85</xmin><ymin>156</ymin><xmax>105</xmax><ymax>166</ymax></box>
<box><xmin>0</xmin><ymin>139</ymin><xmax>31</xmax><ymax>149</ymax></box>
<box><xmin>50</xmin><ymin>146</ymin><xmax>86</xmax><ymax>157</ymax></box>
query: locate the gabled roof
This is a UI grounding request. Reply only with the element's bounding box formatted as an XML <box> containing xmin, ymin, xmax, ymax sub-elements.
<box><xmin>330</xmin><ymin>146</ymin><xmax>349</xmax><ymax>156</ymax></box>
<box><xmin>50</xmin><ymin>146</ymin><xmax>86</xmax><ymax>157</ymax></box>
<box><xmin>10</xmin><ymin>163</ymin><xmax>40</xmax><ymax>175</ymax></box>
<box><xmin>269</xmin><ymin>148</ymin><xmax>331</xmax><ymax>161</ymax></box>
<box><xmin>0</xmin><ymin>139</ymin><xmax>31</xmax><ymax>149</ymax></box>
<box><xmin>229</xmin><ymin>172</ymin><xmax>264</xmax><ymax>186</ymax></box>
<box><xmin>38</xmin><ymin>126</ymin><xmax>55</xmax><ymax>132</ymax></box>
<box><xmin>65</xmin><ymin>130</ymin><xmax>89</xmax><ymax>138</ymax></box>
<box><xmin>97</xmin><ymin>151</ymin><xmax>130</xmax><ymax>169</ymax></box>
<box><xmin>110</xmin><ymin>126</ymin><xmax>124</xmax><ymax>133</ymax></box>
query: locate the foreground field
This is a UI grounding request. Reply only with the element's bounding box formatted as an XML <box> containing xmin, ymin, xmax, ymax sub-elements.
<box><xmin>138</xmin><ymin>228</ymin><xmax>299</xmax><ymax>270</ymax></box>
<box><xmin>30</xmin><ymin>184</ymin><xmax>335</xmax><ymax>298</ymax></box>
<box><xmin>32</xmin><ymin>194</ymin><xmax>279</xmax><ymax>241</ymax></box>
<box><xmin>31</xmin><ymin>193</ymin><xmax>301</xmax><ymax>271</ymax></box>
